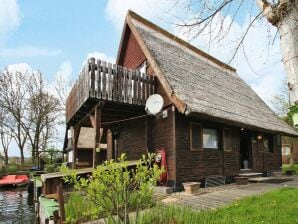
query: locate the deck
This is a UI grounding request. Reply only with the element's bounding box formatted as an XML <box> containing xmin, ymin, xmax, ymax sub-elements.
<box><xmin>66</xmin><ymin>58</ymin><xmax>156</xmax><ymax>125</ymax></box>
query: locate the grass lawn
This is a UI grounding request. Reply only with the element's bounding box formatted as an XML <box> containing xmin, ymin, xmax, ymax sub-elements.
<box><xmin>282</xmin><ymin>164</ymin><xmax>298</xmax><ymax>174</ymax></box>
<box><xmin>139</xmin><ymin>188</ymin><xmax>298</xmax><ymax>224</ymax></box>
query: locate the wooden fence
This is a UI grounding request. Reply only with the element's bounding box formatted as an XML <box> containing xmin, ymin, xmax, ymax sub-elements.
<box><xmin>66</xmin><ymin>58</ymin><xmax>156</xmax><ymax>122</ymax></box>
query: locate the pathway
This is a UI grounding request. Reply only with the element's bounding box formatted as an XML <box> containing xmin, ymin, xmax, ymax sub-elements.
<box><xmin>164</xmin><ymin>176</ymin><xmax>298</xmax><ymax>211</ymax></box>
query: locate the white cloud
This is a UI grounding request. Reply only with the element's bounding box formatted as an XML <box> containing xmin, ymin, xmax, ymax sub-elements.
<box><xmin>87</xmin><ymin>52</ymin><xmax>115</xmax><ymax>63</ymax></box>
<box><xmin>6</xmin><ymin>62</ymin><xmax>33</xmax><ymax>74</ymax></box>
<box><xmin>0</xmin><ymin>46</ymin><xmax>62</xmax><ymax>58</ymax></box>
<box><xmin>54</xmin><ymin>60</ymin><xmax>73</xmax><ymax>83</ymax></box>
<box><xmin>0</xmin><ymin>0</ymin><xmax>20</xmax><ymax>46</ymax></box>
<box><xmin>81</xmin><ymin>52</ymin><xmax>116</xmax><ymax>69</ymax></box>
<box><xmin>105</xmin><ymin>0</ymin><xmax>184</xmax><ymax>31</ymax></box>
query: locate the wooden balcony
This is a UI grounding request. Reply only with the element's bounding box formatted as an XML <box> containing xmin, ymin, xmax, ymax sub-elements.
<box><xmin>66</xmin><ymin>58</ymin><xmax>156</xmax><ymax>125</ymax></box>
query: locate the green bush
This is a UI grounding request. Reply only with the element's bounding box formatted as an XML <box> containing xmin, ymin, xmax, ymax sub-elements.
<box><xmin>65</xmin><ymin>191</ymin><xmax>100</xmax><ymax>223</ymax></box>
<box><xmin>44</xmin><ymin>164</ymin><xmax>60</xmax><ymax>172</ymax></box>
<box><xmin>61</xmin><ymin>153</ymin><xmax>163</xmax><ymax>224</ymax></box>
<box><xmin>0</xmin><ymin>166</ymin><xmax>6</xmax><ymax>177</ymax></box>
<box><xmin>282</xmin><ymin>164</ymin><xmax>298</xmax><ymax>174</ymax></box>
<box><xmin>7</xmin><ymin>164</ymin><xmax>19</xmax><ymax>174</ymax></box>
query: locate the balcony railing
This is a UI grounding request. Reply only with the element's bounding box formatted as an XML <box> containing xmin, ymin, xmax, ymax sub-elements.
<box><xmin>66</xmin><ymin>58</ymin><xmax>156</xmax><ymax>123</ymax></box>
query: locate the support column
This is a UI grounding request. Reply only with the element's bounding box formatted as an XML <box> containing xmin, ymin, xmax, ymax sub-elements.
<box><xmin>93</xmin><ymin>104</ymin><xmax>101</xmax><ymax>168</ymax></box>
<box><xmin>71</xmin><ymin>126</ymin><xmax>81</xmax><ymax>169</ymax></box>
<box><xmin>107</xmin><ymin>129</ymin><xmax>113</xmax><ymax>160</ymax></box>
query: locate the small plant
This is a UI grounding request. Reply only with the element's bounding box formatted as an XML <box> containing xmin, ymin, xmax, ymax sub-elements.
<box><xmin>65</xmin><ymin>191</ymin><xmax>100</xmax><ymax>223</ymax></box>
<box><xmin>283</xmin><ymin>165</ymin><xmax>296</xmax><ymax>175</ymax></box>
<box><xmin>61</xmin><ymin>153</ymin><xmax>163</xmax><ymax>224</ymax></box>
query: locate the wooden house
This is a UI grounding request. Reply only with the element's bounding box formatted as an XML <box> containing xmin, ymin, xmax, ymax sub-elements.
<box><xmin>64</xmin><ymin>10</ymin><xmax>297</xmax><ymax>189</ymax></box>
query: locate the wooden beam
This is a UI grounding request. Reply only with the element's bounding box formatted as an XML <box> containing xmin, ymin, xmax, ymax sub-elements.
<box><xmin>72</xmin><ymin>126</ymin><xmax>81</xmax><ymax>169</ymax></box>
<box><xmin>107</xmin><ymin>129</ymin><xmax>113</xmax><ymax>160</ymax></box>
<box><xmin>57</xmin><ymin>184</ymin><xmax>65</xmax><ymax>223</ymax></box>
<box><xmin>93</xmin><ymin>104</ymin><xmax>101</xmax><ymax>168</ymax></box>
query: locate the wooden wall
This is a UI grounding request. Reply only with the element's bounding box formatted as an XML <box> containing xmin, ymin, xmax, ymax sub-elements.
<box><xmin>175</xmin><ymin>113</ymin><xmax>282</xmax><ymax>184</ymax></box>
<box><xmin>117</xmin><ymin>118</ymin><xmax>147</xmax><ymax>160</ymax></box>
<box><xmin>175</xmin><ymin>113</ymin><xmax>239</xmax><ymax>184</ymax></box>
<box><xmin>118</xmin><ymin>26</ymin><xmax>172</xmax><ymax>107</ymax></box>
<box><xmin>151</xmin><ymin>107</ymin><xmax>176</xmax><ymax>185</ymax></box>
<box><xmin>117</xmin><ymin>26</ymin><xmax>176</xmax><ymax>185</ymax></box>
<box><xmin>251</xmin><ymin>135</ymin><xmax>282</xmax><ymax>172</ymax></box>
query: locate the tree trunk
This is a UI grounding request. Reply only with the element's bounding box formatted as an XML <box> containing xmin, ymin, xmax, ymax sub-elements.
<box><xmin>278</xmin><ymin>5</ymin><xmax>298</xmax><ymax>105</ymax></box>
<box><xmin>20</xmin><ymin>149</ymin><xmax>24</xmax><ymax>165</ymax></box>
<box><xmin>4</xmin><ymin>153</ymin><xmax>8</xmax><ymax>166</ymax></box>
<box><xmin>257</xmin><ymin>0</ymin><xmax>298</xmax><ymax>105</ymax></box>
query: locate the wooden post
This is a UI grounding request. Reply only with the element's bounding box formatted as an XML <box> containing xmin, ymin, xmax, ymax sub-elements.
<box><xmin>107</xmin><ymin>129</ymin><xmax>113</xmax><ymax>160</ymax></box>
<box><xmin>57</xmin><ymin>184</ymin><xmax>65</xmax><ymax>223</ymax></box>
<box><xmin>72</xmin><ymin>126</ymin><xmax>81</xmax><ymax>169</ymax></box>
<box><xmin>93</xmin><ymin>104</ymin><xmax>101</xmax><ymax>168</ymax></box>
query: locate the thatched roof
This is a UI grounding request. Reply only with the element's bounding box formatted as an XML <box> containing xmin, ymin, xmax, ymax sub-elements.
<box><xmin>121</xmin><ymin>11</ymin><xmax>297</xmax><ymax>136</ymax></box>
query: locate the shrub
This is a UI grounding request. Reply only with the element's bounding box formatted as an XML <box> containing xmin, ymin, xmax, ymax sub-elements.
<box><xmin>44</xmin><ymin>164</ymin><xmax>60</xmax><ymax>172</ymax></box>
<box><xmin>65</xmin><ymin>191</ymin><xmax>100</xmax><ymax>223</ymax></box>
<box><xmin>7</xmin><ymin>164</ymin><xmax>19</xmax><ymax>174</ymax></box>
<box><xmin>61</xmin><ymin>153</ymin><xmax>163</xmax><ymax>224</ymax></box>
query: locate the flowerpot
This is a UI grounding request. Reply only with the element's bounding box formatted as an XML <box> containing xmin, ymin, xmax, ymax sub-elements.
<box><xmin>286</xmin><ymin>170</ymin><xmax>295</xmax><ymax>176</ymax></box>
<box><xmin>235</xmin><ymin>177</ymin><xmax>248</xmax><ymax>185</ymax></box>
<box><xmin>182</xmin><ymin>182</ymin><xmax>201</xmax><ymax>194</ymax></box>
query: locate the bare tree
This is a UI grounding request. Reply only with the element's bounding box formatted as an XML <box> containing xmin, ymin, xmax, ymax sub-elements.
<box><xmin>0</xmin><ymin>70</ymin><xmax>29</xmax><ymax>165</ymax></box>
<box><xmin>0</xmin><ymin>109</ymin><xmax>12</xmax><ymax>166</ymax></box>
<box><xmin>24</xmin><ymin>72</ymin><xmax>62</xmax><ymax>162</ymax></box>
<box><xmin>0</xmin><ymin>68</ymin><xmax>62</xmax><ymax>164</ymax></box>
<box><xmin>173</xmin><ymin>0</ymin><xmax>298</xmax><ymax>105</ymax></box>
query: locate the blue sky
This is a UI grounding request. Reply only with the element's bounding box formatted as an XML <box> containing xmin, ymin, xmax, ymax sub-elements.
<box><xmin>0</xmin><ymin>0</ymin><xmax>119</xmax><ymax>81</ymax></box>
<box><xmin>0</xmin><ymin>0</ymin><xmax>286</xmax><ymax>156</ymax></box>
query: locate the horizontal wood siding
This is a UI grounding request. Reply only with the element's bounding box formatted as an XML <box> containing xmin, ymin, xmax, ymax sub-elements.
<box><xmin>151</xmin><ymin>107</ymin><xmax>176</xmax><ymax>182</ymax></box>
<box><xmin>120</xmin><ymin>29</ymin><xmax>146</xmax><ymax>69</ymax></box>
<box><xmin>175</xmin><ymin>113</ymin><xmax>240</xmax><ymax>183</ymax></box>
<box><xmin>119</xmin><ymin>27</ymin><xmax>172</xmax><ymax>107</ymax></box>
<box><xmin>117</xmin><ymin>118</ymin><xmax>147</xmax><ymax>160</ymax></box>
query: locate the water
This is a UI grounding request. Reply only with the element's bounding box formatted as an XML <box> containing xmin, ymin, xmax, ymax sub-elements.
<box><xmin>0</xmin><ymin>187</ymin><xmax>36</xmax><ymax>224</ymax></box>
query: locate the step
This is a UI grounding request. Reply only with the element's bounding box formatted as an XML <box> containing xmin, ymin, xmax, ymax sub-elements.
<box><xmin>238</xmin><ymin>172</ymin><xmax>263</xmax><ymax>178</ymax></box>
<box><xmin>239</xmin><ymin>169</ymin><xmax>253</xmax><ymax>174</ymax></box>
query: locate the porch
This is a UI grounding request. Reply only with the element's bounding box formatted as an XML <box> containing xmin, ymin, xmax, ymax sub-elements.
<box><xmin>64</xmin><ymin>58</ymin><xmax>156</xmax><ymax>169</ymax></box>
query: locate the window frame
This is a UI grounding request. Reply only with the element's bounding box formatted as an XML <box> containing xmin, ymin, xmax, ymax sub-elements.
<box><xmin>189</xmin><ymin>123</ymin><xmax>222</xmax><ymax>151</ymax></box>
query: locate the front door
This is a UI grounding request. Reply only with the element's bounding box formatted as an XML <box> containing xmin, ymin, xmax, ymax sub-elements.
<box><xmin>239</xmin><ymin>130</ymin><xmax>252</xmax><ymax>169</ymax></box>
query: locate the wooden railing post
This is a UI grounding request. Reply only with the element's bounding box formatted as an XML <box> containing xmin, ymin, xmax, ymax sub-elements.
<box><xmin>90</xmin><ymin>57</ymin><xmax>96</xmax><ymax>97</ymax></box>
<box><xmin>93</xmin><ymin>104</ymin><xmax>101</xmax><ymax>168</ymax></box>
<box><xmin>57</xmin><ymin>184</ymin><xmax>65</xmax><ymax>223</ymax></box>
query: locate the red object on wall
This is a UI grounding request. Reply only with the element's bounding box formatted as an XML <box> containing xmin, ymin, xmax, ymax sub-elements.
<box><xmin>156</xmin><ymin>148</ymin><xmax>168</xmax><ymax>186</ymax></box>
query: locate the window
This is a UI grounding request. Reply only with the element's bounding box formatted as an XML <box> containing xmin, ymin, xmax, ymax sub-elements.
<box><xmin>282</xmin><ymin>145</ymin><xmax>291</xmax><ymax>155</ymax></box>
<box><xmin>257</xmin><ymin>134</ymin><xmax>274</xmax><ymax>153</ymax></box>
<box><xmin>203</xmin><ymin>128</ymin><xmax>218</xmax><ymax>149</ymax></box>
<box><xmin>190</xmin><ymin>123</ymin><xmax>202</xmax><ymax>151</ymax></box>
<box><xmin>138</xmin><ymin>61</ymin><xmax>146</xmax><ymax>74</ymax></box>
<box><xmin>190</xmin><ymin>123</ymin><xmax>220</xmax><ymax>150</ymax></box>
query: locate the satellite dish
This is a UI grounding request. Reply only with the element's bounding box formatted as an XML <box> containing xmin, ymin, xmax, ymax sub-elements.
<box><xmin>145</xmin><ymin>94</ymin><xmax>164</xmax><ymax>115</ymax></box>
